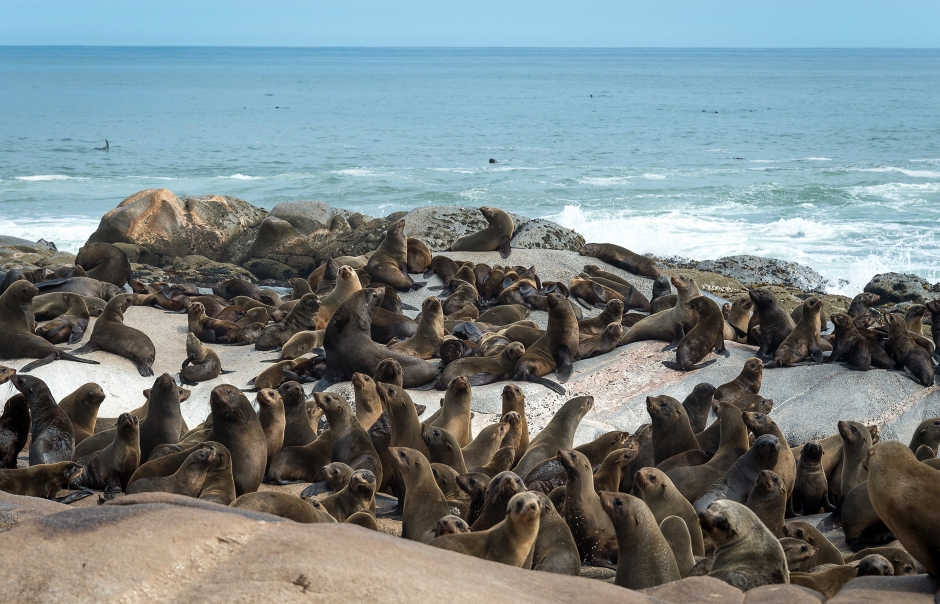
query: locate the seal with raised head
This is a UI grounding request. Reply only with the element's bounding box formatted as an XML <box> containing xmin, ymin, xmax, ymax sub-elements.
<box><xmin>426</xmin><ymin>376</ymin><xmax>473</xmax><ymax>447</ymax></box>
<box><xmin>57</xmin><ymin>382</ymin><xmax>105</xmax><ymax>444</ymax></box>
<box><xmin>791</xmin><ymin>441</ymin><xmax>834</xmax><ymax>515</ymax></box>
<box><xmin>367</xmin><ymin>219</ymin><xmax>423</xmax><ymax>291</ymax></box>
<box><xmin>619</xmin><ymin>275</ymin><xmax>701</xmax><ymax>346</ymax></box>
<box><xmin>75</xmin><ymin>242</ymin><xmax>132</xmax><ymax>287</ymax></box>
<box><xmin>663</xmin><ymin>296</ymin><xmax>727</xmax><ymax>371</ymax></box>
<box><xmin>450</xmin><ymin>207</ymin><xmax>515</xmax><ymax>258</ymax></box>
<box><xmin>512</xmin><ymin>395</ymin><xmax>594</xmax><ymax>479</ymax></box>
<box><xmin>0</xmin><ymin>281</ymin><xmax>100</xmax><ymax>372</ymax></box>
<box><xmin>699</xmin><ymin>499</ymin><xmax>789</xmax><ymax>590</ymax></box>
<box><xmin>205</xmin><ymin>384</ymin><xmax>267</xmax><ymax>495</ymax></box>
<box><xmin>744</xmin><ymin>469</ymin><xmax>787</xmax><ymax>537</ymax></box>
<box><xmin>180</xmin><ymin>332</ymin><xmax>233</xmax><ymax>385</ymax></box>
<box><xmin>578</xmin><ymin>243</ymin><xmax>661</xmax><ymax>279</ymax></box>
<box><xmin>75</xmin><ymin>412</ymin><xmax>140</xmax><ymax>499</ymax></box>
<box><xmin>11</xmin><ymin>374</ymin><xmax>74</xmax><ymax>465</ymax></box>
<box><xmin>763</xmin><ymin>296</ymin><xmax>824</xmax><ymax>368</ymax></box>
<box><xmin>748</xmin><ymin>288</ymin><xmax>795</xmax><ymax>361</ymax></box>
<box><xmin>434</xmin><ymin>341</ymin><xmax>528</xmax><ymax>390</ymax></box>
<box><xmin>529</xmin><ymin>491</ymin><xmax>581</xmax><ymax>575</ymax></box>
<box><xmin>315</xmin><ymin>468</ymin><xmax>378</xmax><ymax>521</ymax></box>
<box><xmin>885</xmin><ymin>312</ymin><xmax>935</xmax><ymax>386</ymax></box>
<box><xmin>715</xmin><ymin>358</ymin><xmax>762</xmax><ymax>402</ymax></box>
<box><xmin>558</xmin><ymin>449</ymin><xmax>617</xmax><ymax>567</ymax></box>
<box><xmin>126</xmin><ymin>446</ymin><xmax>214</xmax><ymax>497</ymax></box>
<box><xmin>73</xmin><ymin>293</ymin><xmax>155</xmax><ymax>376</ymax></box>
<box><xmin>693</xmin><ymin>434</ymin><xmax>781</xmax><ymax>514</ymax></box>
<box><xmin>313</xmin><ymin>392</ymin><xmax>383</xmax><ymax>485</ymax></box>
<box><xmin>634</xmin><ymin>467</ymin><xmax>705</xmax><ymax>556</ymax></box>
<box><xmin>254</xmin><ymin>293</ymin><xmax>320</xmax><ymax>350</ymax></box>
<box><xmin>0</xmin><ymin>391</ymin><xmax>29</xmax><ymax>468</ymax></box>
<box><xmin>388</xmin><ymin>446</ymin><xmax>450</xmax><ymax>543</ymax></box>
<box><xmin>600</xmin><ymin>492</ymin><xmax>681</xmax><ymax>588</ymax></box>
<box><xmin>513</xmin><ymin>292</ymin><xmax>579</xmax><ymax>386</ymax></box>
<box><xmin>388</xmin><ymin>296</ymin><xmax>443</xmax><ymax>360</ymax></box>
<box><xmin>316</xmin><ymin>288</ymin><xmax>439</xmax><ymax>390</ymax></box>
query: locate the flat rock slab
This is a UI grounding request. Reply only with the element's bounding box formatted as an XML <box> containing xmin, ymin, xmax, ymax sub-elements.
<box><xmin>0</xmin><ymin>497</ymin><xmax>662</xmax><ymax>604</ymax></box>
<box><xmin>829</xmin><ymin>574</ymin><xmax>938</xmax><ymax>603</ymax></box>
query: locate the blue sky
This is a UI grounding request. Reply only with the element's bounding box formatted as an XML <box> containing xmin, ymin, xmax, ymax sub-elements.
<box><xmin>3</xmin><ymin>1</ymin><xmax>939</xmax><ymax>47</ymax></box>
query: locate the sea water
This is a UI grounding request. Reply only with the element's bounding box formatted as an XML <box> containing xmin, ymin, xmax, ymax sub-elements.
<box><xmin>2</xmin><ymin>47</ymin><xmax>939</xmax><ymax>294</ymax></box>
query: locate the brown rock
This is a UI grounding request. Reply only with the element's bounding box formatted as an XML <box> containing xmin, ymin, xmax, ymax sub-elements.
<box><xmin>828</xmin><ymin>575</ymin><xmax>938</xmax><ymax>604</ymax></box>
<box><xmin>743</xmin><ymin>584</ymin><xmax>824</xmax><ymax>603</ymax></box>
<box><xmin>87</xmin><ymin>188</ymin><xmax>267</xmax><ymax>265</ymax></box>
<box><xmin>0</xmin><ymin>492</ymin><xmax>68</xmax><ymax>531</ymax></box>
<box><xmin>641</xmin><ymin>576</ymin><xmax>744</xmax><ymax>603</ymax></box>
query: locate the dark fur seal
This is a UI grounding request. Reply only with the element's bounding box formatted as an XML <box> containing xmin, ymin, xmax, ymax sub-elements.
<box><xmin>792</xmin><ymin>441</ymin><xmax>834</xmax><ymax>515</ymax></box>
<box><xmin>600</xmin><ymin>491</ymin><xmax>680</xmax><ymax>588</ymax></box>
<box><xmin>206</xmin><ymin>384</ymin><xmax>267</xmax><ymax>495</ymax></box>
<box><xmin>12</xmin><ymin>374</ymin><xmax>74</xmax><ymax>465</ymax></box>
<box><xmin>406</xmin><ymin>238</ymin><xmax>433</xmax><ymax>274</ymax></box>
<box><xmin>450</xmin><ymin>207</ymin><xmax>515</xmax><ymax>258</ymax></box>
<box><xmin>75</xmin><ymin>412</ymin><xmax>140</xmax><ymax>499</ymax></box>
<box><xmin>254</xmin><ymin>293</ymin><xmax>321</xmax><ymax>350</ymax></box>
<box><xmin>578</xmin><ymin>243</ymin><xmax>661</xmax><ymax>278</ymax></box>
<box><xmin>57</xmin><ymin>382</ymin><xmax>105</xmax><ymax>444</ymax></box>
<box><xmin>764</xmin><ymin>296</ymin><xmax>824</xmax><ymax>367</ymax></box>
<box><xmin>513</xmin><ymin>292</ymin><xmax>578</xmax><ymax>386</ymax></box>
<box><xmin>634</xmin><ymin>467</ymin><xmax>705</xmax><ymax>556</ymax></box>
<box><xmin>748</xmin><ymin>288</ymin><xmax>795</xmax><ymax>361</ymax></box>
<box><xmin>316</xmin><ymin>288</ymin><xmax>439</xmax><ymax>389</ymax></box>
<box><xmin>0</xmin><ymin>281</ymin><xmax>99</xmax><ymax>372</ymax></box>
<box><xmin>0</xmin><ymin>391</ymin><xmax>29</xmax><ymax>468</ymax></box>
<box><xmin>559</xmin><ymin>450</ymin><xmax>617</xmax><ymax>566</ymax></box>
<box><xmin>0</xmin><ymin>460</ymin><xmax>84</xmax><ymax>503</ymax></box>
<box><xmin>620</xmin><ymin>275</ymin><xmax>701</xmax><ymax>346</ymax></box>
<box><xmin>715</xmin><ymin>357</ymin><xmax>762</xmax><ymax>402</ymax></box>
<box><xmin>663</xmin><ymin>296</ymin><xmax>727</xmax><ymax>371</ymax></box>
<box><xmin>367</xmin><ymin>219</ymin><xmax>423</xmax><ymax>291</ymax></box>
<box><xmin>389</xmin><ymin>446</ymin><xmax>450</xmax><ymax>543</ymax></box>
<box><xmin>885</xmin><ymin>312</ymin><xmax>934</xmax><ymax>386</ymax></box>
<box><xmin>74</xmin><ymin>293</ymin><xmax>155</xmax><ymax>376</ymax></box>
<box><xmin>75</xmin><ymin>242</ymin><xmax>132</xmax><ymax>287</ymax></box>
<box><xmin>693</xmin><ymin>434</ymin><xmax>780</xmax><ymax>514</ymax></box>
<box><xmin>512</xmin><ymin>395</ymin><xmax>593</xmax><ymax>479</ymax></box>
<box><xmin>180</xmin><ymin>332</ymin><xmax>233</xmax><ymax>385</ymax></box>
<box><xmin>313</xmin><ymin>392</ymin><xmax>383</xmax><ymax>485</ymax></box>
<box><xmin>35</xmin><ymin>292</ymin><xmax>89</xmax><ymax>345</ymax></box>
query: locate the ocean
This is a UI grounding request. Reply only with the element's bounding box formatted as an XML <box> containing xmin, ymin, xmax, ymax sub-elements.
<box><xmin>2</xmin><ymin>47</ymin><xmax>939</xmax><ymax>294</ymax></box>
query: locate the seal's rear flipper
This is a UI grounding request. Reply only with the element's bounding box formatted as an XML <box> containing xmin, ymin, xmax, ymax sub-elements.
<box><xmin>35</xmin><ymin>277</ymin><xmax>71</xmax><ymax>290</ymax></box>
<box><xmin>466</xmin><ymin>372</ymin><xmax>498</xmax><ymax>387</ymax></box>
<box><xmin>220</xmin><ymin>369</ymin><xmax>235</xmax><ymax>375</ymax></box>
<box><xmin>56</xmin><ymin>490</ymin><xmax>95</xmax><ymax>505</ymax></box>
<box><xmin>300</xmin><ymin>481</ymin><xmax>333</xmax><ymax>498</ymax></box>
<box><xmin>400</xmin><ymin>303</ymin><xmax>419</xmax><ymax>311</ymax></box>
<box><xmin>58</xmin><ymin>350</ymin><xmax>100</xmax><ymax>366</ymax></box>
<box><xmin>67</xmin><ymin>325</ymin><xmax>86</xmax><ymax>345</ymax></box>
<box><xmin>497</xmin><ymin>236</ymin><xmax>512</xmax><ymax>259</ymax></box>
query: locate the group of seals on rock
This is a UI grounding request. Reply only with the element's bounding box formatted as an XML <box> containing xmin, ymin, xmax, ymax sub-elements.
<box><xmin>2</xmin><ymin>213</ymin><xmax>940</xmax><ymax>601</ymax></box>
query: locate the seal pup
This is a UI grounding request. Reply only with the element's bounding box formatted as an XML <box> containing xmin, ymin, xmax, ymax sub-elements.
<box><xmin>529</xmin><ymin>491</ymin><xmax>581</xmax><ymax>575</ymax></box>
<box><xmin>12</xmin><ymin>374</ymin><xmax>74</xmax><ymax>465</ymax></box>
<box><xmin>180</xmin><ymin>332</ymin><xmax>233</xmax><ymax>385</ymax></box>
<box><xmin>715</xmin><ymin>358</ymin><xmax>762</xmax><ymax>402</ymax></box>
<box><xmin>254</xmin><ymin>293</ymin><xmax>320</xmax><ymax>350</ymax></box>
<box><xmin>558</xmin><ymin>449</ymin><xmax>617</xmax><ymax>566</ymax></box>
<box><xmin>75</xmin><ymin>412</ymin><xmax>140</xmax><ymax>499</ymax></box>
<box><xmin>406</xmin><ymin>238</ymin><xmax>433</xmax><ymax>274</ymax></box>
<box><xmin>513</xmin><ymin>292</ymin><xmax>578</xmax><ymax>386</ymax></box>
<box><xmin>599</xmin><ymin>491</ymin><xmax>680</xmax><ymax>588</ymax></box>
<box><xmin>34</xmin><ymin>292</ymin><xmax>90</xmax><ymax>345</ymax></box>
<box><xmin>744</xmin><ymin>469</ymin><xmax>786</xmax><ymax>537</ymax></box>
<box><xmin>0</xmin><ymin>460</ymin><xmax>85</xmax><ymax>503</ymax></box>
<box><xmin>126</xmin><ymin>446</ymin><xmax>214</xmax><ymax>497</ymax></box>
<box><xmin>699</xmin><ymin>499</ymin><xmax>789</xmax><ymax>590</ymax></box>
<box><xmin>0</xmin><ymin>392</ymin><xmax>29</xmax><ymax>468</ymax></box>
<box><xmin>388</xmin><ymin>446</ymin><xmax>450</xmax><ymax>543</ymax></box>
<box><xmin>232</xmin><ymin>491</ymin><xmax>336</xmax><ymax>523</ymax></box>
<box><xmin>849</xmin><ymin>292</ymin><xmax>881</xmax><ymax>317</ymax></box>
<box><xmin>316</xmin><ymin>288</ymin><xmax>439</xmax><ymax>390</ymax></box>
<box><xmin>57</xmin><ymin>382</ymin><xmax>105</xmax><ymax>444</ymax></box>
<box><xmin>450</xmin><ymin>207</ymin><xmax>515</xmax><ymax>258</ymax></box>
<box><xmin>578</xmin><ymin>243</ymin><xmax>661</xmax><ymax>279</ymax></box>
<box><xmin>634</xmin><ymin>467</ymin><xmax>705</xmax><ymax>556</ymax></box>
<box><xmin>433</xmin><ymin>341</ymin><xmax>528</xmax><ymax>390</ymax></box>
<box><xmin>791</xmin><ymin>441</ymin><xmax>834</xmax><ymax>515</ymax></box>
<box><xmin>426</xmin><ymin>376</ymin><xmax>473</xmax><ymax>447</ymax></box>
<box><xmin>73</xmin><ymin>293</ymin><xmax>155</xmax><ymax>376</ymax></box>
<box><xmin>693</xmin><ymin>434</ymin><xmax>781</xmax><ymax>514</ymax></box>
<box><xmin>367</xmin><ymin>219</ymin><xmax>423</xmax><ymax>291</ymax></box>
<box><xmin>0</xmin><ymin>281</ymin><xmax>99</xmax><ymax>372</ymax></box>
<box><xmin>255</xmin><ymin>389</ymin><xmax>285</xmax><ymax>470</ymax></box>
<box><xmin>388</xmin><ymin>296</ymin><xmax>444</xmax><ymax>360</ymax></box>
<box><xmin>662</xmin><ymin>296</ymin><xmax>727</xmax><ymax>371</ymax></box>
<box><xmin>313</xmin><ymin>392</ymin><xmax>383</xmax><ymax>485</ymax></box>
<box><xmin>315</xmin><ymin>468</ymin><xmax>377</xmax><ymax>521</ymax></box>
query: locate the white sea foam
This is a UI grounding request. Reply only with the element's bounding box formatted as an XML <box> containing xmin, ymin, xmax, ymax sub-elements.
<box><xmin>334</xmin><ymin>168</ymin><xmax>380</xmax><ymax>177</ymax></box>
<box><xmin>226</xmin><ymin>173</ymin><xmax>262</xmax><ymax>180</ymax></box>
<box><xmin>640</xmin><ymin>173</ymin><xmax>666</xmax><ymax>180</ymax></box>
<box><xmin>0</xmin><ymin>216</ymin><xmax>100</xmax><ymax>254</ymax></box>
<box><xmin>14</xmin><ymin>175</ymin><xmax>75</xmax><ymax>181</ymax></box>
<box><xmin>858</xmin><ymin>167</ymin><xmax>940</xmax><ymax>178</ymax></box>
<box><xmin>579</xmin><ymin>176</ymin><xmax>632</xmax><ymax>186</ymax></box>
<box><xmin>800</xmin><ymin>157</ymin><xmax>832</xmax><ymax>161</ymax></box>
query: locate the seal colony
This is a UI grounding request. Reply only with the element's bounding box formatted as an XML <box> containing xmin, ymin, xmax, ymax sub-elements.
<box><xmin>1</xmin><ymin>204</ymin><xmax>939</xmax><ymax>601</ymax></box>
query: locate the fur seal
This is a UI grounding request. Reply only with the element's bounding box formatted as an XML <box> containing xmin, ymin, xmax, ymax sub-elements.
<box><xmin>275</xmin><ymin>330</ymin><xmax>325</xmax><ymax>361</ymax></box>
<box><xmin>254</xmin><ymin>293</ymin><xmax>320</xmax><ymax>350</ymax></box>
<box><xmin>715</xmin><ymin>358</ymin><xmax>762</xmax><ymax>402</ymax></box>
<box><xmin>57</xmin><ymin>382</ymin><xmax>105</xmax><ymax>444</ymax></box>
<box><xmin>634</xmin><ymin>468</ymin><xmax>705</xmax><ymax>556</ymax></box>
<box><xmin>431</xmin><ymin>491</ymin><xmax>543</xmax><ymax>567</ymax></box>
<box><xmin>75</xmin><ymin>242</ymin><xmax>131</xmax><ymax>287</ymax></box>
<box><xmin>578</xmin><ymin>243</ymin><xmax>661</xmax><ymax>279</ymax></box>
<box><xmin>529</xmin><ymin>491</ymin><xmax>581</xmax><ymax>575</ymax></box>
<box><xmin>0</xmin><ymin>392</ymin><xmax>29</xmax><ymax>468</ymax></box>
<box><xmin>35</xmin><ymin>292</ymin><xmax>89</xmax><ymax>345</ymax></box>
<box><xmin>500</xmin><ymin>384</ymin><xmax>529</xmax><ymax>461</ymax></box>
<box><xmin>388</xmin><ymin>296</ymin><xmax>443</xmax><ymax>360</ymax></box>
<box><xmin>315</xmin><ymin>468</ymin><xmax>377</xmax><ymax>521</ymax></box>
<box><xmin>36</xmin><ymin>276</ymin><xmax>121</xmax><ymax>301</ymax></box>
<box><xmin>579</xmin><ymin>269</ymin><xmax>650</xmax><ymax>312</ymax></box>
<box><xmin>744</xmin><ymin>469</ymin><xmax>786</xmax><ymax>537</ymax></box>
<box><xmin>682</xmin><ymin>383</ymin><xmax>716</xmax><ymax>434</ymax></box>
<box><xmin>827</xmin><ymin>312</ymin><xmax>883</xmax><ymax>370</ymax></box>
<box><xmin>313</xmin><ymin>392</ymin><xmax>383</xmax><ymax>485</ymax></box>
<box><xmin>434</xmin><ymin>341</ymin><xmax>527</xmax><ymax>390</ymax></box>
<box><xmin>620</xmin><ymin>275</ymin><xmax>701</xmax><ymax>346</ymax></box>
<box><xmin>742</xmin><ymin>411</ymin><xmax>795</xmax><ymax>497</ymax></box>
<box><xmin>866</xmin><ymin>441</ymin><xmax>940</xmax><ymax>576</ymax></box>
<box><xmin>317</xmin><ymin>288</ymin><xmax>439</xmax><ymax>389</ymax></box>
<box><xmin>74</xmin><ymin>293</ymin><xmax>155</xmax><ymax>376</ymax></box>
<box><xmin>450</xmin><ymin>207</ymin><xmax>515</xmax><ymax>258</ymax></box>
<box><xmin>33</xmin><ymin>292</ymin><xmax>104</xmax><ymax>319</ymax></box>
<box><xmin>187</xmin><ymin>301</ymin><xmax>240</xmax><ymax>343</ymax></box>
<box><xmin>514</xmin><ymin>292</ymin><xmax>578</xmax><ymax>385</ymax></box>
<box><xmin>792</xmin><ymin>441</ymin><xmax>834</xmax><ymax>515</ymax></box>
<box><xmin>315</xmin><ymin>266</ymin><xmax>360</xmax><ymax>331</ymax></box>
<box><xmin>599</xmin><ymin>491</ymin><xmax>680</xmax><ymax>588</ymax></box>
<box><xmin>470</xmin><ymin>470</ymin><xmax>525</xmax><ymax>531</ymax></box>
<box><xmin>789</xmin><ymin>566</ymin><xmax>857</xmax><ymax>598</ymax></box>
<box><xmin>180</xmin><ymin>332</ymin><xmax>233</xmax><ymax>385</ymax></box>
<box><xmin>748</xmin><ymin>288</ymin><xmax>795</xmax><ymax>360</ymax></box>
<box><xmin>849</xmin><ymin>292</ymin><xmax>881</xmax><ymax>317</ymax></box>
<box><xmin>693</xmin><ymin>434</ymin><xmax>780</xmax><ymax>514</ymax></box>
<box><xmin>206</xmin><ymin>385</ymin><xmax>267</xmax><ymax>495</ymax></box>
<box><xmin>461</xmin><ymin>422</ymin><xmax>509</xmax><ymax>469</ymax></box>
<box><xmin>388</xmin><ymin>446</ymin><xmax>450</xmax><ymax>543</ymax></box>
<box><xmin>75</xmin><ymin>412</ymin><xmax>140</xmax><ymax>498</ymax></box>
<box><xmin>512</xmin><ymin>395</ymin><xmax>593</xmax><ymax>479</ymax></box>
<box><xmin>557</xmin><ymin>449</ymin><xmax>618</xmax><ymax>566</ymax></box>
<box><xmin>478</xmin><ymin>304</ymin><xmax>529</xmax><ymax>326</ymax></box>
<box><xmin>578</xmin><ymin>299</ymin><xmax>624</xmax><ymax>337</ymax></box>
<box><xmin>885</xmin><ymin>313</ymin><xmax>934</xmax><ymax>386</ymax></box>
<box><xmin>576</xmin><ymin>323</ymin><xmax>623</xmax><ymax>360</ymax></box>
<box><xmin>699</xmin><ymin>499</ymin><xmax>789</xmax><ymax>590</ymax></box>
<box><xmin>660</xmin><ymin>515</ymin><xmax>696</xmax><ymax>577</ymax></box>
<box><xmin>406</xmin><ymin>238</ymin><xmax>433</xmax><ymax>274</ymax></box>
<box><xmin>781</xmin><ymin>521</ymin><xmax>844</xmax><ymax>566</ymax></box>
<box><xmin>427</xmin><ymin>376</ymin><xmax>473</xmax><ymax>447</ymax></box>
<box><xmin>0</xmin><ymin>281</ymin><xmax>99</xmax><ymax>371</ymax></box>
<box><xmin>367</xmin><ymin>219</ymin><xmax>423</xmax><ymax>291</ymax></box>
<box><xmin>11</xmin><ymin>374</ymin><xmax>73</xmax><ymax>465</ymax></box>
<box><xmin>278</xmin><ymin>381</ymin><xmax>317</xmax><ymax>447</ymax></box>
<box><xmin>256</xmin><ymin>389</ymin><xmax>285</xmax><ymax>470</ymax></box>
<box><xmin>663</xmin><ymin>296</ymin><xmax>727</xmax><ymax>371</ymax></box>
<box><xmin>763</xmin><ymin>296</ymin><xmax>823</xmax><ymax>367</ymax></box>
<box><xmin>231</xmin><ymin>491</ymin><xmax>336</xmax><ymax>523</ymax></box>
<box><xmin>126</xmin><ymin>446</ymin><xmax>214</xmax><ymax>497</ymax></box>
<box><xmin>0</xmin><ymin>460</ymin><xmax>84</xmax><ymax>502</ymax></box>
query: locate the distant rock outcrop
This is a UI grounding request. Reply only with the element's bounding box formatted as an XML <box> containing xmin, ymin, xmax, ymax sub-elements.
<box><xmin>864</xmin><ymin>272</ymin><xmax>940</xmax><ymax>304</ymax></box>
<box><xmin>694</xmin><ymin>255</ymin><xmax>830</xmax><ymax>293</ymax></box>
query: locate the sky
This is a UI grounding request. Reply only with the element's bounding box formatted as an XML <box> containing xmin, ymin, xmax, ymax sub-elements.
<box><xmin>2</xmin><ymin>1</ymin><xmax>939</xmax><ymax>47</ymax></box>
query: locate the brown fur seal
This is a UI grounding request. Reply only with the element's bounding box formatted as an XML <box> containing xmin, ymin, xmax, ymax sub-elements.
<box><xmin>35</xmin><ymin>292</ymin><xmax>89</xmax><ymax>345</ymax></box>
<box><xmin>315</xmin><ymin>468</ymin><xmax>377</xmax><ymax>521</ymax></box>
<box><xmin>187</xmin><ymin>301</ymin><xmax>240</xmax><ymax>343</ymax></box>
<box><xmin>406</xmin><ymin>238</ymin><xmax>433</xmax><ymax>274</ymax></box>
<box><xmin>205</xmin><ymin>384</ymin><xmax>267</xmax><ymax>495</ymax></box>
<box><xmin>126</xmin><ymin>445</ymin><xmax>214</xmax><ymax>497</ymax></box>
<box><xmin>0</xmin><ymin>281</ymin><xmax>99</xmax><ymax>371</ymax></box>
<box><xmin>57</xmin><ymin>382</ymin><xmax>105</xmax><ymax>444</ymax></box>
<box><xmin>744</xmin><ymin>469</ymin><xmax>786</xmax><ymax>537</ymax></box>
<box><xmin>748</xmin><ymin>288</ymin><xmax>795</xmax><ymax>360</ymax></box>
<box><xmin>634</xmin><ymin>467</ymin><xmax>705</xmax><ymax>556</ymax></box>
<box><xmin>663</xmin><ymin>296</ymin><xmax>727</xmax><ymax>371</ymax></box>
<box><xmin>660</xmin><ymin>515</ymin><xmax>696</xmax><ymax>577</ymax></box>
<box><xmin>867</xmin><ymin>441</ymin><xmax>940</xmax><ymax>576</ymax></box>
<box><xmin>578</xmin><ymin>272</ymin><xmax>650</xmax><ymax>312</ymax></box>
<box><xmin>313</xmin><ymin>392</ymin><xmax>383</xmax><ymax>485</ymax></box>
<box><xmin>275</xmin><ymin>330</ymin><xmax>325</xmax><ymax>362</ymax></box>
<box><xmin>682</xmin><ymin>382</ymin><xmax>716</xmax><ymax>434</ymax></box>
<box><xmin>576</xmin><ymin>323</ymin><xmax>623</xmax><ymax>360</ymax></box>
<box><xmin>500</xmin><ymin>384</ymin><xmax>529</xmax><ymax>461</ymax></box>
<box><xmin>599</xmin><ymin>491</ymin><xmax>680</xmax><ymax>588</ymax></box>
<box><xmin>885</xmin><ymin>313</ymin><xmax>935</xmax><ymax>386</ymax></box>
<box><xmin>180</xmin><ymin>332</ymin><xmax>233</xmax><ymax>385</ymax></box>
<box><xmin>764</xmin><ymin>296</ymin><xmax>823</xmax><ymax>367</ymax></box>
<box><xmin>317</xmin><ymin>288</ymin><xmax>439</xmax><ymax>389</ymax></box>
<box><xmin>75</xmin><ymin>412</ymin><xmax>140</xmax><ymax>498</ymax></box>
<box><xmin>278</xmin><ymin>381</ymin><xmax>317</xmax><ymax>447</ymax></box>
<box><xmin>557</xmin><ymin>449</ymin><xmax>618</xmax><ymax>566</ymax></box>
<box><xmin>0</xmin><ymin>460</ymin><xmax>84</xmax><ymax>502</ymax></box>
<box><xmin>427</xmin><ymin>376</ymin><xmax>473</xmax><ymax>447</ymax></box>
<box><xmin>578</xmin><ymin>299</ymin><xmax>624</xmax><ymax>336</ymax></box>
<box><xmin>578</xmin><ymin>243</ymin><xmax>660</xmax><ymax>279</ymax></box>
<box><xmin>0</xmin><ymin>392</ymin><xmax>29</xmax><ymax>468</ymax></box>
<box><xmin>826</xmin><ymin>312</ymin><xmax>884</xmax><ymax>370</ymax></box>
<box><xmin>75</xmin><ymin>242</ymin><xmax>131</xmax><ymax>287</ymax></box>
<box><xmin>694</xmin><ymin>433</ymin><xmax>780</xmax><ymax>513</ymax></box>
<box><xmin>699</xmin><ymin>499</ymin><xmax>789</xmax><ymax>590</ymax></box>
<box><xmin>742</xmin><ymin>411</ymin><xmax>795</xmax><ymax>497</ymax></box>
<box><xmin>388</xmin><ymin>446</ymin><xmax>450</xmax><ymax>543</ymax></box>
<box><xmin>315</xmin><ymin>266</ymin><xmax>361</xmax><ymax>331</ymax></box>
<box><xmin>388</xmin><ymin>296</ymin><xmax>443</xmax><ymax>360</ymax></box>
<box><xmin>33</xmin><ymin>292</ymin><xmax>105</xmax><ymax>319</ymax></box>
<box><xmin>620</xmin><ymin>275</ymin><xmax>701</xmax><ymax>346</ymax></box>
<box><xmin>73</xmin><ymin>293</ymin><xmax>155</xmax><ymax>376</ymax></box>
<box><xmin>10</xmin><ymin>374</ymin><xmax>73</xmax><ymax>465</ymax></box>
<box><xmin>715</xmin><ymin>357</ymin><xmax>762</xmax><ymax>402</ymax></box>
<box><xmin>781</xmin><ymin>521</ymin><xmax>844</xmax><ymax>566</ymax></box>
<box><xmin>514</xmin><ymin>292</ymin><xmax>578</xmax><ymax>385</ymax></box>
<box><xmin>789</xmin><ymin>566</ymin><xmax>857</xmax><ymax>598</ymax></box>
<box><xmin>450</xmin><ymin>207</ymin><xmax>515</xmax><ymax>258</ymax></box>
<box><xmin>468</xmin><ymin>470</ymin><xmax>524</xmax><ymax>530</ymax></box>
<box><xmin>254</xmin><ymin>293</ymin><xmax>320</xmax><ymax>350</ymax></box>
<box><xmin>529</xmin><ymin>491</ymin><xmax>581</xmax><ymax>575</ymax></box>
<box><xmin>434</xmin><ymin>341</ymin><xmax>527</xmax><ymax>390</ymax></box>
<box><xmin>478</xmin><ymin>304</ymin><xmax>529</xmax><ymax>326</ymax></box>
<box><xmin>36</xmin><ymin>276</ymin><xmax>121</xmax><ymax>301</ymax></box>
<box><xmin>231</xmin><ymin>491</ymin><xmax>336</xmax><ymax>523</ymax></box>
<box><xmin>424</xmin><ymin>429</ymin><xmax>467</xmax><ymax>474</ymax></box>
<box><xmin>723</xmin><ymin>295</ymin><xmax>753</xmax><ymax>343</ymax></box>
<box><xmin>909</xmin><ymin>418</ymin><xmax>940</xmax><ymax>456</ymax></box>
<box><xmin>512</xmin><ymin>395</ymin><xmax>593</xmax><ymax>479</ymax></box>
<box><xmin>849</xmin><ymin>292</ymin><xmax>881</xmax><ymax>317</ymax></box>
<box><xmin>367</xmin><ymin>219</ymin><xmax>423</xmax><ymax>291</ymax></box>
<box><xmin>792</xmin><ymin>441</ymin><xmax>834</xmax><ymax>515</ymax></box>
<box><xmin>461</xmin><ymin>422</ymin><xmax>509</xmax><ymax>469</ymax></box>
<box><xmin>256</xmin><ymin>389</ymin><xmax>285</xmax><ymax>470</ymax></box>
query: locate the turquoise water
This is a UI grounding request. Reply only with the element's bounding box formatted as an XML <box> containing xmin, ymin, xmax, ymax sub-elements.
<box><xmin>2</xmin><ymin>47</ymin><xmax>939</xmax><ymax>293</ymax></box>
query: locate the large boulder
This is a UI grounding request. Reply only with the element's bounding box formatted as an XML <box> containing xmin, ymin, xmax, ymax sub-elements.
<box><xmin>509</xmin><ymin>218</ymin><xmax>585</xmax><ymax>251</ymax></box>
<box><xmin>694</xmin><ymin>255</ymin><xmax>830</xmax><ymax>293</ymax></box>
<box><xmin>86</xmin><ymin>189</ymin><xmax>267</xmax><ymax>266</ymax></box>
<box><xmin>864</xmin><ymin>272</ymin><xmax>940</xmax><ymax>304</ymax></box>
<box><xmin>0</xmin><ymin>237</ymin><xmax>75</xmax><ymax>273</ymax></box>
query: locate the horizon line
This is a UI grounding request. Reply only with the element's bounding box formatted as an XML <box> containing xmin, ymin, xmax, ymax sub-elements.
<box><xmin>2</xmin><ymin>45</ymin><xmax>940</xmax><ymax>50</ymax></box>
